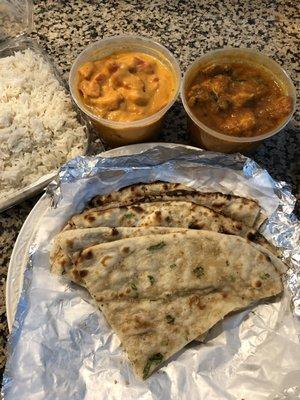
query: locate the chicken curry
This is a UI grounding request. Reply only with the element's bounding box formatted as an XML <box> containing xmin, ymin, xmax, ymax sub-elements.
<box><xmin>186</xmin><ymin>62</ymin><xmax>293</xmax><ymax>137</ymax></box>
<box><xmin>77</xmin><ymin>52</ymin><xmax>175</xmax><ymax>122</ymax></box>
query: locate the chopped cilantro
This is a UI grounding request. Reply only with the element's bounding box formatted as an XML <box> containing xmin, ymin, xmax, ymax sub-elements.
<box><xmin>229</xmin><ymin>274</ymin><xmax>236</xmax><ymax>282</ymax></box>
<box><xmin>131</xmin><ymin>282</ymin><xmax>137</xmax><ymax>291</ymax></box>
<box><xmin>165</xmin><ymin>314</ymin><xmax>175</xmax><ymax>324</ymax></box>
<box><xmin>259</xmin><ymin>272</ymin><xmax>270</xmax><ymax>280</ymax></box>
<box><xmin>143</xmin><ymin>353</ymin><xmax>164</xmax><ymax>379</ymax></box>
<box><xmin>193</xmin><ymin>266</ymin><xmax>204</xmax><ymax>278</ymax></box>
<box><xmin>148</xmin><ymin>275</ymin><xmax>155</xmax><ymax>285</ymax></box>
<box><xmin>123</xmin><ymin>212</ymin><xmax>134</xmax><ymax>219</ymax></box>
<box><xmin>169</xmin><ymin>263</ymin><xmax>177</xmax><ymax>269</ymax></box>
<box><xmin>147</xmin><ymin>241</ymin><xmax>166</xmax><ymax>251</ymax></box>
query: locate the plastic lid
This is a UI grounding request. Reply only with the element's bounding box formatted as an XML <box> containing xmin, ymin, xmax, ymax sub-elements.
<box><xmin>0</xmin><ymin>0</ymin><xmax>33</xmax><ymax>42</ymax></box>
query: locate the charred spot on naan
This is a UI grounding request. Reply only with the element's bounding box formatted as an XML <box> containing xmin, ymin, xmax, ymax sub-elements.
<box><xmin>59</xmin><ymin>256</ymin><xmax>68</xmax><ymax>268</ymax></box>
<box><xmin>188</xmin><ymin>222</ymin><xmax>205</xmax><ymax>230</ymax></box>
<box><xmin>71</xmin><ymin>268</ymin><xmax>82</xmax><ymax>282</ymax></box>
<box><xmin>84</xmin><ymin>214</ymin><xmax>96</xmax><ymax>222</ymax></box>
<box><xmin>131</xmin><ymin>205</ymin><xmax>144</xmax><ymax>213</ymax></box>
<box><xmin>188</xmin><ymin>295</ymin><xmax>206</xmax><ymax>310</ymax></box>
<box><xmin>79</xmin><ymin>269</ymin><xmax>89</xmax><ymax>278</ymax></box>
<box><xmin>111</xmin><ymin>227</ymin><xmax>119</xmax><ymax>236</ymax></box>
<box><xmin>66</xmin><ymin>239</ymin><xmax>74</xmax><ymax>249</ymax></box>
<box><xmin>83</xmin><ymin>249</ymin><xmax>94</xmax><ymax>260</ymax></box>
<box><xmin>154</xmin><ymin>210</ymin><xmax>162</xmax><ymax>222</ymax></box>
<box><xmin>101</xmin><ymin>255</ymin><xmax>113</xmax><ymax>267</ymax></box>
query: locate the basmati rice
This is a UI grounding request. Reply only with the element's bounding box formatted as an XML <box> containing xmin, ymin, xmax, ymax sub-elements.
<box><xmin>0</xmin><ymin>49</ymin><xmax>87</xmax><ymax>201</ymax></box>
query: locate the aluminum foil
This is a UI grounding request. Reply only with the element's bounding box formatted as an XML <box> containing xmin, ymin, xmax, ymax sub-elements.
<box><xmin>2</xmin><ymin>143</ymin><xmax>300</xmax><ymax>400</ymax></box>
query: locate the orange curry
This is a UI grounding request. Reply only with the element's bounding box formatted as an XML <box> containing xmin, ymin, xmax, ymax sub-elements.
<box><xmin>77</xmin><ymin>52</ymin><xmax>175</xmax><ymax>122</ymax></box>
<box><xmin>186</xmin><ymin>62</ymin><xmax>293</xmax><ymax>137</ymax></box>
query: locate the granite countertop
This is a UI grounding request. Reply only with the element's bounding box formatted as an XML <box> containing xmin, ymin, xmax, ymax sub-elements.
<box><xmin>0</xmin><ymin>0</ymin><xmax>299</xmax><ymax>380</ymax></box>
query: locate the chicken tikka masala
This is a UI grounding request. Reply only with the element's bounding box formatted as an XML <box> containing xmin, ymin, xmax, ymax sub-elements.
<box><xmin>77</xmin><ymin>52</ymin><xmax>175</xmax><ymax>122</ymax></box>
<box><xmin>186</xmin><ymin>62</ymin><xmax>292</xmax><ymax>137</ymax></box>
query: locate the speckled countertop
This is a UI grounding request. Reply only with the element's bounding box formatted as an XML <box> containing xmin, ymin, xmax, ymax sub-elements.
<box><xmin>0</xmin><ymin>0</ymin><xmax>299</xmax><ymax>380</ymax></box>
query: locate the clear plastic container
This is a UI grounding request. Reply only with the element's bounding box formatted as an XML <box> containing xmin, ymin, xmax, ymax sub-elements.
<box><xmin>0</xmin><ymin>0</ymin><xmax>97</xmax><ymax>212</ymax></box>
<box><xmin>181</xmin><ymin>48</ymin><xmax>296</xmax><ymax>154</ymax></box>
<box><xmin>69</xmin><ymin>35</ymin><xmax>181</xmax><ymax>147</ymax></box>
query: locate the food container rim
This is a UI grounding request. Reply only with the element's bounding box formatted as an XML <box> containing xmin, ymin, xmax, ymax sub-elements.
<box><xmin>180</xmin><ymin>47</ymin><xmax>297</xmax><ymax>143</ymax></box>
<box><xmin>69</xmin><ymin>34</ymin><xmax>182</xmax><ymax>128</ymax></box>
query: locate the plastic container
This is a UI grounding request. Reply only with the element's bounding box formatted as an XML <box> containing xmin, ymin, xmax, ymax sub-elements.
<box><xmin>0</xmin><ymin>0</ymin><xmax>98</xmax><ymax>212</ymax></box>
<box><xmin>181</xmin><ymin>48</ymin><xmax>296</xmax><ymax>154</ymax></box>
<box><xmin>69</xmin><ymin>35</ymin><xmax>181</xmax><ymax>147</ymax></box>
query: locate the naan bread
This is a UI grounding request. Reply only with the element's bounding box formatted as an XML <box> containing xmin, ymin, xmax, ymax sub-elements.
<box><xmin>51</xmin><ymin>225</ymin><xmax>276</xmax><ymax>279</ymax></box>
<box><xmin>87</xmin><ymin>182</ymin><xmax>265</xmax><ymax>229</ymax></box>
<box><xmin>67</xmin><ymin>230</ymin><xmax>283</xmax><ymax>378</ymax></box>
<box><xmin>68</xmin><ymin>200</ymin><xmax>254</xmax><ymax>235</ymax></box>
<box><xmin>69</xmin><ymin>231</ymin><xmax>283</xmax><ymax>301</ymax></box>
<box><xmin>50</xmin><ymin>226</ymin><xmax>188</xmax><ymax>275</ymax></box>
<box><xmin>64</xmin><ymin>201</ymin><xmax>275</xmax><ymax>255</ymax></box>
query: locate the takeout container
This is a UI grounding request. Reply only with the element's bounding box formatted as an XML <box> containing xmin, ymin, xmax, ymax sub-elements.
<box><xmin>0</xmin><ymin>0</ymin><xmax>95</xmax><ymax>213</ymax></box>
<box><xmin>181</xmin><ymin>48</ymin><xmax>296</xmax><ymax>154</ymax></box>
<box><xmin>69</xmin><ymin>35</ymin><xmax>181</xmax><ymax>147</ymax></box>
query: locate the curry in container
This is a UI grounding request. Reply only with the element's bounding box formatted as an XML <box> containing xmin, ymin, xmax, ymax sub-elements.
<box><xmin>186</xmin><ymin>62</ymin><xmax>293</xmax><ymax>137</ymax></box>
<box><xmin>77</xmin><ymin>52</ymin><xmax>176</xmax><ymax>122</ymax></box>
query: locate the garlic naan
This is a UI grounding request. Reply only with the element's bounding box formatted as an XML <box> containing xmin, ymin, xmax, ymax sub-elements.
<box><xmin>67</xmin><ymin>230</ymin><xmax>283</xmax><ymax>378</ymax></box>
<box><xmin>87</xmin><ymin>182</ymin><xmax>265</xmax><ymax>229</ymax></box>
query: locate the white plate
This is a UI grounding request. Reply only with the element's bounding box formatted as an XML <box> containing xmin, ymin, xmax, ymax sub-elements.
<box><xmin>6</xmin><ymin>142</ymin><xmax>200</xmax><ymax>331</ymax></box>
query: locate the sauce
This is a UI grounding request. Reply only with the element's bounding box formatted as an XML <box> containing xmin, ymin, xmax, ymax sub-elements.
<box><xmin>186</xmin><ymin>62</ymin><xmax>293</xmax><ymax>137</ymax></box>
<box><xmin>77</xmin><ymin>52</ymin><xmax>175</xmax><ymax>122</ymax></box>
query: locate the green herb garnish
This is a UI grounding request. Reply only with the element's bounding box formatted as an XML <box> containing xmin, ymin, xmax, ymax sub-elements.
<box><xmin>143</xmin><ymin>353</ymin><xmax>164</xmax><ymax>379</ymax></box>
<box><xmin>131</xmin><ymin>282</ymin><xmax>137</xmax><ymax>291</ymax></box>
<box><xmin>123</xmin><ymin>212</ymin><xmax>134</xmax><ymax>219</ymax></box>
<box><xmin>193</xmin><ymin>266</ymin><xmax>204</xmax><ymax>278</ymax></box>
<box><xmin>147</xmin><ymin>241</ymin><xmax>166</xmax><ymax>251</ymax></box>
<box><xmin>165</xmin><ymin>314</ymin><xmax>175</xmax><ymax>324</ymax></box>
<box><xmin>259</xmin><ymin>272</ymin><xmax>270</xmax><ymax>280</ymax></box>
<box><xmin>169</xmin><ymin>263</ymin><xmax>177</xmax><ymax>269</ymax></box>
<box><xmin>148</xmin><ymin>275</ymin><xmax>155</xmax><ymax>285</ymax></box>
<box><xmin>229</xmin><ymin>274</ymin><xmax>236</xmax><ymax>282</ymax></box>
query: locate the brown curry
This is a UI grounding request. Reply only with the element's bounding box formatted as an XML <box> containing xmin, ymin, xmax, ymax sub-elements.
<box><xmin>77</xmin><ymin>52</ymin><xmax>175</xmax><ymax>122</ymax></box>
<box><xmin>186</xmin><ymin>62</ymin><xmax>293</xmax><ymax>137</ymax></box>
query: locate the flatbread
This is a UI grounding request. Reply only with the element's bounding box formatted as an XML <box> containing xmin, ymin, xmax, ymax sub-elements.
<box><xmin>86</xmin><ymin>182</ymin><xmax>266</xmax><ymax>229</ymax></box>
<box><xmin>67</xmin><ymin>230</ymin><xmax>283</xmax><ymax>378</ymax></box>
<box><xmin>51</xmin><ymin>224</ymin><xmax>277</xmax><ymax>279</ymax></box>
<box><xmin>68</xmin><ymin>200</ymin><xmax>254</xmax><ymax>235</ymax></box>
<box><xmin>64</xmin><ymin>201</ymin><xmax>275</xmax><ymax>254</ymax></box>
<box><xmin>50</xmin><ymin>226</ymin><xmax>188</xmax><ymax>275</ymax></box>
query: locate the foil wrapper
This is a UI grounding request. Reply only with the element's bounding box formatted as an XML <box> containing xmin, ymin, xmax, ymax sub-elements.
<box><xmin>2</xmin><ymin>144</ymin><xmax>300</xmax><ymax>400</ymax></box>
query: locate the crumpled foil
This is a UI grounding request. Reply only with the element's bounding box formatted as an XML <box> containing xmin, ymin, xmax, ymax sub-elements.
<box><xmin>2</xmin><ymin>144</ymin><xmax>300</xmax><ymax>400</ymax></box>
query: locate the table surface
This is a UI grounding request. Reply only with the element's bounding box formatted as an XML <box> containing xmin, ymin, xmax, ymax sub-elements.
<box><xmin>0</xmin><ymin>0</ymin><xmax>299</xmax><ymax>379</ymax></box>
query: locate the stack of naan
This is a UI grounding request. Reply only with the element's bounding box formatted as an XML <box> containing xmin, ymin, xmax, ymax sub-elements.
<box><xmin>50</xmin><ymin>182</ymin><xmax>285</xmax><ymax>379</ymax></box>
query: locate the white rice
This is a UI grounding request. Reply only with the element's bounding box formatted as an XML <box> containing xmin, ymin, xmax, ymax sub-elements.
<box><xmin>0</xmin><ymin>48</ymin><xmax>87</xmax><ymax>201</ymax></box>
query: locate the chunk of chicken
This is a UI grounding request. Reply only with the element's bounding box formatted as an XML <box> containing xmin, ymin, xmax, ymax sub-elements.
<box><xmin>129</xmin><ymin>57</ymin><xmax>156</xmax><ymax>74</ymax></box>
<box><xmin>228</xmin><ymin>80</ymin><xmax>267</xmax><ymax>108</ymax></box>
<box><xmin>218</xmin><ymin>109</ymin><xmax>256</xmax><ymax>135</ymax></box>
<box><xmin>187</xmin><ymin>84</ymin><xmax>212</xmax><ymax>107</ymax></box>
<box><xmin>200</xmin><ymin>75</ymin><xmax>231</xmax><ymax>96</ymax></box>
<box><xmin>126</xmin><ymin>90</ymin><xmax>149</xmax><ymax>106</ymax></box>
<box><xmin>79</xmin><ymin>79</ymin><xmax>101</xmax><ymax>98</ymax></box>
<box><xmin>258</xmin><ymin>95</ymin><xmax>292</xmax><ymax>120</ymax></box>
<box><xmin>78</xmin><ymin>62</ymin><xmax>94</xmax><ymax>79</ymax></box>
<box><xmin>111</xmin><ymin>67</ymin><xmax>145</xmax><ymax>91</ymax></box>
<box><xmin>94</xmin><ymin>92</ymin><xmax>124</xmax><ymax>111</ymax></box>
